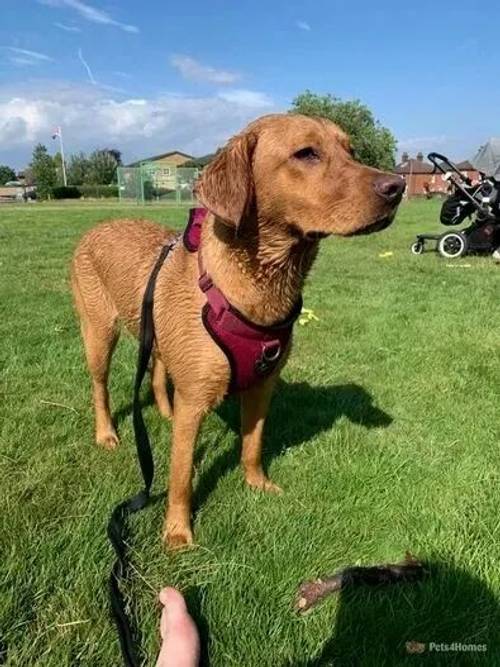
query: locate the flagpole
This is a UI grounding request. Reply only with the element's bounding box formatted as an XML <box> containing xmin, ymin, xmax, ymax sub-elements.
<box><xmin>58</xmin><ymin>127</ymin><xmax>68</xmax><ymax>187</ymax></box>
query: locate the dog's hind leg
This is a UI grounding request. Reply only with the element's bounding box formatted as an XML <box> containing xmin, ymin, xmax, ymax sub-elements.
<box><xmin>152</xmin><ymin>356</ymin><xmax>172</xmax><ymax>419</ymax></box>
<box><xmin>71</xmin><ymin>261</ymin><xmax>120</xmax><ymax>450</ymax></box>
<box><xmin>240</xmin><ymin>374</ymin><xmax>282</xmax><ymax>494</ymax></box>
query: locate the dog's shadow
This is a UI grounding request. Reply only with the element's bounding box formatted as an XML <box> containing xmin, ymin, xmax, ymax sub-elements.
<box><xmin>113</xmin><ymin>380</ymin><xmax>392</xmax><ymax>513</ymax></box>
<box><xmin>293</xmin><ymin>559</ymin><xmax>500</xmax><ymax>665</ymax></box>
<box><xmin>192</xmin><ymin>382</ymin><xmax>392</xmax><ymax>512</ymax></box>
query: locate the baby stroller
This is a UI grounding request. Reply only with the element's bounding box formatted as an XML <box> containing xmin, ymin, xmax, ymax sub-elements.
<box><xmin>411</xmin><ymin>144</ymin><xmax>500</xmax><ymax>259</ymax></box>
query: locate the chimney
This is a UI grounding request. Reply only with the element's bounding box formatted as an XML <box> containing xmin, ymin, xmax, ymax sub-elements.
<box><xmin>416</xmin><ymin>151</ymin><xmax>424</xmax><ymax>162</ymax></box>
<box><xmin>401</xmin><ymin>151</ymin><xmax>409</xmax><ymax>163</ymax></box>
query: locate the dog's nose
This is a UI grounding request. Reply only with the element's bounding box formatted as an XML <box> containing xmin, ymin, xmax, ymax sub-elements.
<box><xmin>374</xmin><ymin>175</ymin><xmax>405</xmax><ymax>203</ymax></box>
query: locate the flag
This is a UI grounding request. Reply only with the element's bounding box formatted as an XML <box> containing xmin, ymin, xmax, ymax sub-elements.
<box><xmin>52</xmin><ymin>126</ymin><xmax>61</xmax><ymax>140</ymax></box>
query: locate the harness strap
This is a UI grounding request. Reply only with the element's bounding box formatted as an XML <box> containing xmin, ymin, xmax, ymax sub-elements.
<box><xmin>199</xmin><ymin>271</ymin><xmax>230</xmax><ymax>319</ymax></box>
<box><xmin>107</xmin><ymin>239</ymin><xmax>176</xmax><ymax>667</ymax></box>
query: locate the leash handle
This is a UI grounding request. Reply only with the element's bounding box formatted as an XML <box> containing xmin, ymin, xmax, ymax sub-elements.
<box><xmin>107</xmin><ymin>240</ymin><xmax>176</xmax><ymax>667</ymax></box>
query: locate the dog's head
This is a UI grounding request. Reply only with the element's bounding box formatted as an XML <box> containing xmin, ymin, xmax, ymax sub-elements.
<box><xmin>195</xmin><ymin>113</ymin><xmax>404</xmax><ymax>239</ymax></box>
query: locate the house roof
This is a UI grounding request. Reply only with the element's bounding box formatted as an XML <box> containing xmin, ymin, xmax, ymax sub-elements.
<box><xmin>395</xmin><ymin>159</ymin><xmax>433</xmax><ymax>175</ymax></box>
<box><xmin>127</xmin><ymin>150</ymin><xmax>195</xmax><ymax>167</ymax></box>
<box><xmin>456</xmin><ymin>160</ymin><xmax>476</xmax><ymax>171</ymax></box>
<box><xmin>396</xmin><ymin>156</ymin><xmax>480</xmax><ymax>175</ymax></box>
<box><xmin>183</xmin><ymin>153</ymin><xmax>216</xmax><ymax>168</ymax></box>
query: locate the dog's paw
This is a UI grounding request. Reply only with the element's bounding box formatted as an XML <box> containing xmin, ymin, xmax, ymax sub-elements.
<box><xmin>96</xmin><ymin>429</ymin><xmax>119</xmax><ymax>450</ymax></box>
<box><xmin>246</xmin><ymin>475</ymin><xmax>283</xmax><ymax>495</ymax></box>
<box><xmin>156</xmin><ymin>402</ymin><xmax>173</xmax><ymax>420</ymax></box>
<box><xmin>163</xmin><ymin>524</ymin><xmax>194</xmax><ymax>550</ymax></box>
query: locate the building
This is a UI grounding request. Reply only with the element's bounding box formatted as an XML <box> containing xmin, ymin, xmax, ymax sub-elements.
<box><xmin>119</xmin><ymin>150</ymin><xmax>199</xmax><ymax>203</ymax></box>
<box><xmin>455</xmin><ymin>160</ymin><xmax>480</xmax><ymax>183</ymax></box>
<box><xmin>395</xmin><ymin>152</ymin><xmax>434</xmax><ymax>196</ymax></box>
<box><xmin>127</xmin><ymin>150</ymin><xmax>194</xmax><ymax>168</ymax></box>
<box><xmin>395</xmin><ymin>152</ymin><xmax>481</xmax><ymax>197</ymax></box>
<box><xmin>0</xmin><ymin>181</ymin><xmax>35</xmax><ymax>202</ymax></box>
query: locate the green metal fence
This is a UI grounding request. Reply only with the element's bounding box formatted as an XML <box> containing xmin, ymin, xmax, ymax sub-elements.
<box><xmin>117</xmin><ymin>163</ymin><xmax>199</xmax><ymax>204</ymax></box>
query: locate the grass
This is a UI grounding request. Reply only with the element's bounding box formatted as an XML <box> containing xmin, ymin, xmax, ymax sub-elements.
<box><xmin>1</xmin><ymin>198</ymin><xmax>500</xmax><ymax>666</ymax></box>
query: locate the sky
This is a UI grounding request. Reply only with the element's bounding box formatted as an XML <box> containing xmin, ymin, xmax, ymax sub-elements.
<box><xmin>1</xmin><ymin>0</ymin><xmax>500</xmax><ymax>170</ymax></box>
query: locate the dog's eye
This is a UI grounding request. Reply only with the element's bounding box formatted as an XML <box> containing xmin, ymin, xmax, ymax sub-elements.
<box><xmin>293</xmin><ymin>147</ymin><xmax>320</xmax><ymax>162</ymax></box>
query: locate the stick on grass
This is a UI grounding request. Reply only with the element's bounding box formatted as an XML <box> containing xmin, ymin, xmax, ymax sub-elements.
<box><xmin>295</xmin><ymin>552</ymin><xmax>426</xmax><ymax>614</ymax></box>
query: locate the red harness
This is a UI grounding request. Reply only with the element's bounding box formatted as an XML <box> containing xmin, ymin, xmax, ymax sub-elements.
<box><xmin>183</xmin><ymin>207</ymin><xmax>302</xmax><ymax>394</ymax></box>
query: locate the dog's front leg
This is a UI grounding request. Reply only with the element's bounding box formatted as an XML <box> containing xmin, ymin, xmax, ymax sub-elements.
<box><xmin>240</xmin><ymin>374</ymin><xmax>282</xmax><ymax>494</ymax></box>
<box><xmin>163</xmin><ymin>392</ymin><xmax>204</xmax><ymax>548</ymax></box>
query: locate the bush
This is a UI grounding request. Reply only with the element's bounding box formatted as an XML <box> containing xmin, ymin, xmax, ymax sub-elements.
<box><xmin>51</xmin><ymin>185</ymin><xmax>82</xmax><ymax>200</ymax></box>
<box><xmin>291</xmin><ymin>91</ymin><xmax>397</xmax><ymax>171</ymax></box>
<box><xmin>78</xmin><ymin>184</ymin><xmax>119</xmax><ymax>199</ymax></box>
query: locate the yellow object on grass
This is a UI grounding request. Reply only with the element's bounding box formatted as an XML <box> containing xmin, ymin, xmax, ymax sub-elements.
<box><xmin>299</xmin><ymin>307</ymin><xmax>319</xmax><ymax>326</ymax></box>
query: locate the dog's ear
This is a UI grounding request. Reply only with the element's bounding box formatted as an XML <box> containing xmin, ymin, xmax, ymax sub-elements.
<box><xmin>195</xmin><ymin>130</ymin><xmax>257</xmax><ymax>227</ymax></box>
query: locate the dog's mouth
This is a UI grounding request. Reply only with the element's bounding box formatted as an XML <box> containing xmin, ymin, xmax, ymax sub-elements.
<box><xmin>292</xmin><ymin>208</ymin><xmax>397</xmax><ymax>242</ymax></box>
<box><xmin>304</xmin><ymin>230</ymin><xmax>331</xmax><ymax>241</ymax></box>
<box><xmin>348</xmin><ymin>211</ymin><xmax>396</xmax><ymax>237</ymax></box>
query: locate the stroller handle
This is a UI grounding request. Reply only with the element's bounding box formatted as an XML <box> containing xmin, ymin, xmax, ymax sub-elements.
<box><xmin>427</xmin><ymin>152</ymin><xmax>464</xmax><ymax>177</ymax></box>
<box><xmin>427</xmin><ymin>152</ymin><xmax>492</xmax><ymax>218</ymax></box>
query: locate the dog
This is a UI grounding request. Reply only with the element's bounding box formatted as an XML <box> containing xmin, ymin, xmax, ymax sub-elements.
<box><xmin>71</xmin><ymin>113</ymin><xmax>404</xmax><ymax>548</ymax></box>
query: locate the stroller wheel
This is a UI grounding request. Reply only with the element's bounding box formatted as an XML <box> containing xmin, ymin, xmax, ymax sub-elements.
<box><xmin>438</xmin><ymin>232</ymin><xmax>467</xmax><ymax>259</ymax></box>
<box><xmin>411</xmin><ymin>241</ymin><xmax>424</xmax><ymax>255</ymax></box>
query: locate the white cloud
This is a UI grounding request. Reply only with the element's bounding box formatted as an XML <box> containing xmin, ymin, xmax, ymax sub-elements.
<box><xmin>296</xmin><ymin>20</ymin><xmax>311</xmax><ymax>31</ymax></box>
<box><xmin>217</xmin><ymin>89</ymin><xmax>273</xmax><ymax>108</ymax></box>
<box><xmin>54</xmin><ymin>21</ymin><xmax>82</xmax><ymax>32</ymax></box>
<box><xmin>77</xmin><ymin>48</ymin><xmax>96</xmax><ymax>85</ymax></box>
<box><xmin>170</xmin><ymin>54</ymin><xmax>240</xmax><ymax>85</ymax></box>
<box><xmin>1</xmin><ymin>47</ymin><xmax>54</xmax><ymax>66</ymax></box>
<box><xmin>74</xmin><ymin>52</ymin><xmax>127</xmax><ymax>93</ymax></box>
<box><xmin>38</xmin><ymin>0</ymin><xmax>139</xmax><ymax>33</ymax></box>
<box><xmin>0</xmin><ymin>80</ymin><xmax>277</xmax><ymax>167</ymax></box>
<box><xmin>399</xmin><ymin>135</ymin><xmax>449</xmax><ymax>150</ymax></box>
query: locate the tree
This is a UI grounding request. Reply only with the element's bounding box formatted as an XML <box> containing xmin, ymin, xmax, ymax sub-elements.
<box><xmin>290</xmin><ymin>91</ymin><xmax>397</xmax><ymax>171</ymax></box>
<box><xmin>106</xmin><ymin>148</ymin><xmax>122</xmax><ymax>165</ymax></box>
<box><xmin>66</xmin><ymin>152</ymin><xmax>90</xmax><ymax>185</ymax></box>
<box><xmin>0</xmin><ymin>165</ymin><xmax>16</xmax><ymax>185</ymax></box>
<box><xmin>53</xmin><ymin>152</ymin><xmax>66</xmax><ymax>186</ymax></box>
<box><xmin>30</xmin><ymin>144</ymin><xmax>57</xmax><ymax>199</ymax></box>
<box><xmin>183</xmin><ymin>153</ymin><xmax>216</xmax><ymax>169</ymax></box>
<box><xmin>22</xmin><ymin>167</ymin><xmax>35</xmax><ymax>186</ymax></box>
<box><xmin>87</xmin><ymin>148</ymin><xmax>121</xmax><ymax>185</ymax></box>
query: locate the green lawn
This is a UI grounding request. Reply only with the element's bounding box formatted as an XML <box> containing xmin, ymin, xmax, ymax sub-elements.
<box><xmin>1</xmin><ymin>199</ymin><xmax>500</xmax><ymax>666</ymax></box>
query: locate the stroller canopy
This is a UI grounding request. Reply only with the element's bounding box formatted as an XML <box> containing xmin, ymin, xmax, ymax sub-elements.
<box><xmin>471</xmin><ymin>138</ymin><xmax>500</xmax><ymax>179</ymax></box>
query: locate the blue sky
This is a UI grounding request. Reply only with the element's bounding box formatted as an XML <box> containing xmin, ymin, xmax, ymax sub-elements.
<box><xmin>1</xmin><ymin>0</ymin><xmax>499</xmax><ymax>169</ymax></box>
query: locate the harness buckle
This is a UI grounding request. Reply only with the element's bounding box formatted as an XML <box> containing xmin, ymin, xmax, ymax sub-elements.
<box><xmin>255</xmin><ymin>342</ymin><xmax>281</xmax><ymax>376</ymax></box>
<box><xmin>199</xmin><ymin>272</ymin><xmax>213</xmax><ymax>292</ymax></box>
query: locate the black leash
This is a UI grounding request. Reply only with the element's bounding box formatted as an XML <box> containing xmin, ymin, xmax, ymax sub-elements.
<box><xmin>107</xmin><ymin>240</ymin><xmax>176</xmax><ymax>667</ymax></box>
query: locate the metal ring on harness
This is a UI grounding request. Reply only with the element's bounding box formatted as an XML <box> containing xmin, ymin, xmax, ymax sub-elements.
<box><xmin>262</xmin><ymin>342</ymin><xmax>281</xmax><ymax>362</ymax></box>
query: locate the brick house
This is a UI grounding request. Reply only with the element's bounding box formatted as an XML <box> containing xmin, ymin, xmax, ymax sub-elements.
<box><xmin>395</xmin><ymin>152</ymin><xmax>480</xmax><ymax>196</ymax></box>
<box><xmin>455</xmin><ymin>160</ymin><xmax>480</xmax><ymax>183</ymax></box>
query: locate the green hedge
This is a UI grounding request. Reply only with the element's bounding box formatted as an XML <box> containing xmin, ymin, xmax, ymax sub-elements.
<box><xmin>78</xmin><ymin>184</ymin><xmax>119</xmax><ymax>199</ymax></box>
<box><xmin>49</xmin><ymin>184</ymin><xmax>119</xmax><ymax>199</ymax></box>
<box><xmin>51</xmin><ymin>186</ymin><xmax>81</xmax><ymax>200</ymax></box>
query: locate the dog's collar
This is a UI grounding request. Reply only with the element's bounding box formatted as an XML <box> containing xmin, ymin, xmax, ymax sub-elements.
<box><xmin>182</xmin><ymin>207</ymin><xmax>302</xmax><ymax>393</ymax></box>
